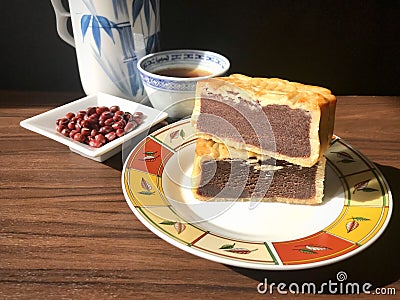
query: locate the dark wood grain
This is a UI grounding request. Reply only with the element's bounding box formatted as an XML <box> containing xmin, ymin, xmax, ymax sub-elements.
<box><xmin>0</xmin><ymin>91</ymin><xmax>399</xmax><ymax>299</ymax></box>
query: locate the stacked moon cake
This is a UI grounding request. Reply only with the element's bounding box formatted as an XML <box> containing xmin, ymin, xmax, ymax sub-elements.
<box><xmin>191</xmin><ymin>74</ymin><xmax>336</xmax><ymax>204</ymax></box>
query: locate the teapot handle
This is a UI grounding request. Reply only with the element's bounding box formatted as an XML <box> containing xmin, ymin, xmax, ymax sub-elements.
<box><xmin>50</xmin><ymin>0</ymin><xmax>75</xmax><ymax>47</ymax></box>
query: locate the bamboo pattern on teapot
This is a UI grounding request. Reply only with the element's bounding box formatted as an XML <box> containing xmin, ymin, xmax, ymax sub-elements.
<box><xmin>80</xmin><ymin>0</ymin><xmax>160</xmax><ymax>97</ymax></box>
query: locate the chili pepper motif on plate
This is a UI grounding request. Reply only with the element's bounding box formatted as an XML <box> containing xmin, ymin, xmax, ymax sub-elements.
<box><xmin>159</xmin><ymin>221</ymin><xmax>186</xmax><ymax>234</ymax></box>
<box><xmin>219</xmin><ymin>243</ymin><xmax>258</xmax><ymax>254</ymax></box>
<box><xmin>353</xmin><ymin>179</ymin><xmax>379</xmax><ymax>193</ymax></box>
<box><xmin>346</xmin><ymin>216</ymin><xmax>370</xmax><ymax>233</ymax></box>
<box><xmin>169</xmin><ymin>129</ymin><xmax>185</xmax><ymax>142</ymax></box>
<box><xmin>139</xmin><ymin>177</ymin><xmax>154</xmax><ymax>195</ymax></box>
<box><xmin>332</xmin><ymin>151</ymin><xmax>355</xmax><ymax>163</ymax></box>
<box><xmin>294</xmin><ymin>245</ymin><xmax>332</xmax><ymax>254</ymax></box>
<box><xmin>139</xmin><ymin>151</ymin><xmax>160</xmax><ymax>162</ymax></box>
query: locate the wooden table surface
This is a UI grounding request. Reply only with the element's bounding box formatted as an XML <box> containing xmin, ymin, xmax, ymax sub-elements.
<box><xmin>1</xmin><ymin>91</ymin><xmax>399</xmax><ymax>299</ymax></box>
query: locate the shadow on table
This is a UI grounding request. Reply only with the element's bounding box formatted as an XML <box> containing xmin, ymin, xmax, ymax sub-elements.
<box><xmin>103</xmin><ymin>151</ymin><xmax>124</xmax><ymax>171</ymax></box>
<box><xmin>229</xmin><ymin>163</ymin><xmax>400</xmax><ymax>292</ymax></box>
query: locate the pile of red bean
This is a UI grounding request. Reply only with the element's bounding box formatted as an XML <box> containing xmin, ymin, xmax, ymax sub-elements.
<box><xmin>56</xmin><ymin>105</ymin><xmax>144</xmax><ymax>148</ymax></box>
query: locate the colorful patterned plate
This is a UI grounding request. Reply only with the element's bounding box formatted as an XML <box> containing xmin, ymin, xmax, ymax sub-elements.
<box><xmin>121</xmin><ymin>119</ymin><xmax>392</xmax><ymax>270</ymax></box>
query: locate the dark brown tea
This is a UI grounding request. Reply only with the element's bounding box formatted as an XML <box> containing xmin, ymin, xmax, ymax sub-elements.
<box><xmin>154</xmin><ymin>67</ymin><xmax>212</xmax><ymax>78</ymax></box>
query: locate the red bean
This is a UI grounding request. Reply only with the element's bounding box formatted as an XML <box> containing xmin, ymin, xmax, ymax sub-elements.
<box><xmin>96</xmin><ymin>106</ymin><xmax>109</xmax><ymax>115</ymax></box>
<box><xmin>61</xmin><ymin>128</ymin><xmax>70</xmax><ymax>137</ymax></box>
<box><xmin>88</xmin><ymin>114</ymin><xmax>99</xmax><ymax>121</ymax></box>
<box><xmin>133</xmin><ymin>117</ymin><xmax>143</xmax><ymax>125</ymax></box>
<box><xmin>69</xmin><ymin>130</ymin><xmax>78</xmax><ymax>138</ymax></box>
<box><xmin>101</xmin><ymin>111</ymin><xmax>113</xmax><ymax>120</ymax></box>
<box><xmin>87</xmin><ymin>107</ymin><xmax>97</xmax><ymax>116</ymax></box>
<box><xmin>65</xmin><ymin>112</ymin><xmax>75</xmax><ymax>119</ymax></box>
<box><xmin>90</xmin><ymin>129</ymin><xmax>98</xmax><ymax>137</ymax></box>
<box><xmin>105</xmin><ymin>131</ymin><xmax>117</xmax><ymax>141</ymax></box>
<box><xmin>95</xmin><ymin>134</ymin><xmax>106</xmax><ymax>144</ymax></box>
<box><xmin>80</xmin><ymin>119</ymin><xmax>90</xmax><ymax>128</ymax></box>
<box><xmin>112</xmin><ymin>122</ymin><xmax>122</xmax><ymax>130</ymax></box>
<box><xmin>89</xmin><ymin>139</ymin><xmax>102</xmax><ymax>148</ymax></box>
<box><xmin>116</xmin><ymin>128</ymin><xmax>125</xmax><ymax>137</ymax></box>
<box><xmin>133</xmin><ymin>112</ymin><xmax>143</xmax><ymax>118</ymax></box>
<box><xmin>67</xmin><ymin>122</ymin><xmax>76</xmax><ymax>130</ymax></box>
<box><xmin>77</xmin><ymin>111</ymin><xmax>86</xmax><ymax>118</ymax></box>
<box><xmin>115</xmin><ymin>110</ymin><xmax>124</xmax><ymax>116</ymax></box>
<box><xmin>124</xmin><ymin>120</ymin><xmax>137</xmax><ymax>133</ymax></box>
<box><xmin>56</xmin><ymin>118</ymin><xmax>68</xmax><ymax>126</ymax></box>
<box><xmin>56</xmin><ymin>124</ymin><xmax>65</xmax><ymax>133</ymax></box>
<box><xmin>73</xmin><ymin>133</ymin><xmax>85</xmax><ymax>142</ymax></box>
<box><xmin>81</xmin><ymin>127</ymin><xmax>90</xmax><ymax>136</ymax></box>
<box><xmin>110</xmin><ymin>105</ymin><xmax>120</xmax><ymax>113</ymax></box>
<box><xmin>59</xmin><ymin>117</ymin><xmax>69</xmax><ymax>125</ymax></box>
<box><xmin>104</xmin><ymin>118</ymin><xmax>114</xmax><ymax>126</ymax></box>
<box><xmin>113</xmin><ymin>114</ymin><xmax>123</xmax><ymax>122</ymax></box>
<box><xmin>123</xmin><ymin>112</ymin><xmax>133</xmax><ymax>122</ymax></box>
<box><xmin>99</xmin><ymin>125</ymin><xmax>113</xmax><ymax>134</ymax></box>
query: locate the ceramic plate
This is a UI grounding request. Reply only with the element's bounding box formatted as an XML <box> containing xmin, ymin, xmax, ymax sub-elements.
<box><xmin>20</xmin><ymin>93</ymin><xmax>168</xmax><ymax>162</ymax></box>
<box><xmin>122</xmin><ymin>119</ymin><xmax>392</xmax><ymax>270</ymax></box>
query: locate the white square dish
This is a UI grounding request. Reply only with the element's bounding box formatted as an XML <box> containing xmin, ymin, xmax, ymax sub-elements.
<box><xmin>20</xmin><ymin>93</ymin><xmax>168</xmax><ymax>162</ymax></box>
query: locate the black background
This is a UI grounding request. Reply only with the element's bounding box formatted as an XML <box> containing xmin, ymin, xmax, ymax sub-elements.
<box><xmin>2</xmin><ymin>0</ymin><xmax>400</xmax><ymax>95</ymax></box>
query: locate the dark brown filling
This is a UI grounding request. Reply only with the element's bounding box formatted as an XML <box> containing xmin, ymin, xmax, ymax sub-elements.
<box><xmin>197</xmin><ymin>159</ymin><xmax>317</xmax><ymax>200</ymax></box>
<box><xmin>197</xmin><ymin>94</ymin><xmax>311</xmax><ymax>157</ymax></box>
<box><xmin>263</xmin><ymin>105</ymin><xmax>311</xmax><ymax>157</ymax></box>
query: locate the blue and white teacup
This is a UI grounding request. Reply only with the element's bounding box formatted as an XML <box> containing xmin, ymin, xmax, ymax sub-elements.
<box><xmin>137</xmin><ymin>49</ymin><xmax>230</xmax><ymax>119</ymax></box>
<box><xmin>51</xmin><ymin>0</ymin><xmax>160</xmax><ymax>102</ymax></box>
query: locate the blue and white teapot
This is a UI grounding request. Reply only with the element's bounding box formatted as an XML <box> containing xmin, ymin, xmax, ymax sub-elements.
<box><xmin>51</xmin><ymin>0</ymin><xmax>160</xmax><ymax>102</ymax></box>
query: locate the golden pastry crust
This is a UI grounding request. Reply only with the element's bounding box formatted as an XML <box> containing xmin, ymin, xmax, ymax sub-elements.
<box><xmin>191</xmin><ymin>138</ymin><xmax>326</xmax><ymax>205</ymax></box>
<box><xmin>194</xmin><ymin>74</ymin><xmax>335</xmax><ymax>113</ymax></box>
<box><xmin>217</xmin><ymin>74</ymin><xmax>336</xmax><ymax>107</ymax></box>
<box><xmin>191</xmin><ymin>74</ymin><xmax>336</xmax><ymax>167</ymax></box>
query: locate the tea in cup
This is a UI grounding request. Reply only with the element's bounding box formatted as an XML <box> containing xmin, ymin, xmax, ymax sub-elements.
<box><xmin>137</xmin><ymin>49</ymin><xmax>230</xmax><ymax>119</ymax></box>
